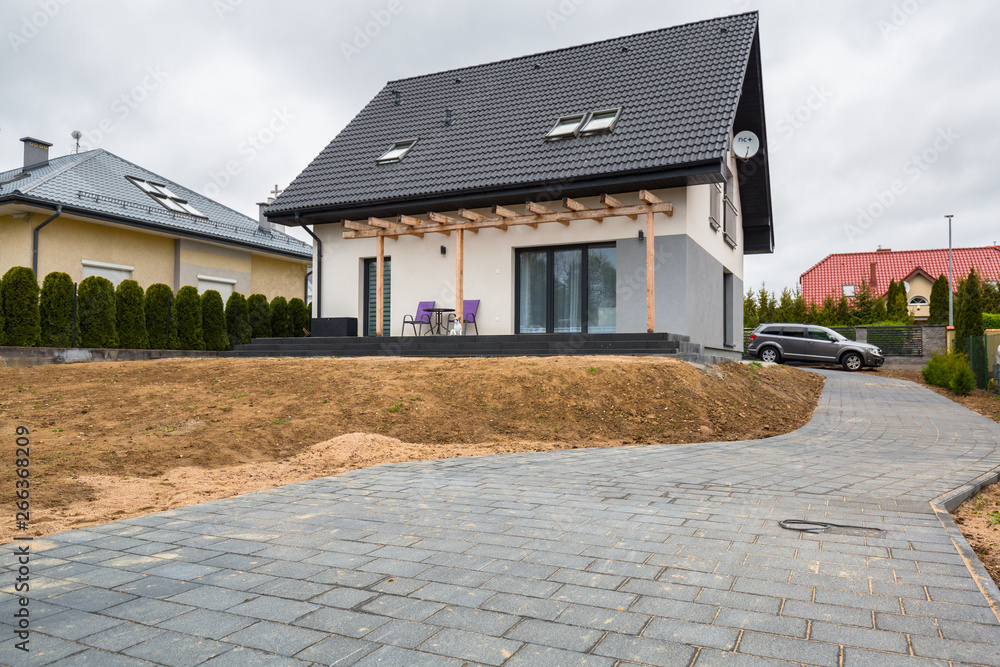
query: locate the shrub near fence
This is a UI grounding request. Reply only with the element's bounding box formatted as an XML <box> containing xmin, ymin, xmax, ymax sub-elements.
<box><xmin>172</xmin><ymin>286</ymin><xmax>205</xmax><ymax>351</ymax></box>
<box><xmin>248</xmin><ymin>294</ymin><xmax>271</xmax><ymax>339</ymax></box>
<box><xmin>225</xmin><ymin>292</ymin><xmax>252</xmax><ymax>349</ymax></box>
<box><xmin>1</xmin><ymin>267</ymin><xmax>41</xmax><ymax>347</ymax></box>
<box><xmin>201</xmin><ymin>290</ymin><xmax>229</xmax><ymax>352</ymax></box>
<box><xmin>116</xmin><ymin>280</ymin><xmax>149</xmax><ymax>349</ymax></box>
<box><xmin>77</xmin><ymin>276</ymin><xmax>118</xmax><ymax>348</ymax></box>
<box><xmin>289</xmin><ymin>298</ymin><xmax>309</xmax><ymax>337</ymax></box>
<box><xmin>144</xmin><ymin>284</ymin><xmax>174</xmax><ymax>350</ymax></box>
<box><xmin>40</xmin><ymin>272</ymin><xmax>75</xmax><ymax>347</ymax></box>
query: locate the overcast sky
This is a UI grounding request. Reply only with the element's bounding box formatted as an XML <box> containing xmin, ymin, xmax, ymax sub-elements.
<box><xmin>3</xmin><ymin>0</ymin><xmax>996</xmax><ymax>293</ymax></box>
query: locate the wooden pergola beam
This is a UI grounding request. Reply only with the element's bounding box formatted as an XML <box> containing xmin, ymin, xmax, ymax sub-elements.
<box><xmin>602</xmin><ymin>194</ymin><xmax>636</xmax><ymax>220</ymax></box>
<box><xmin>562</xmin><ymin>197</ymin><xmax>589</xmax><ymax>212</ymax></box>
<box><xmin>492</xmin><ymin>205</ymin><xmax>519</xmax><ymax>218</ymax></box>
<box><xmin>639</xmin><ymin>190</ymin><xmax>663</xmax><ymax>205</ymax></box>
<box><xmin>526</xmin><ymin>201</ymin><xmax>556</xmax><ymax>216</ymax></box>
<box><xmin>343</xmin><ymin>201</ymin><xmax>674</xmax><ymax>238</ymax></box>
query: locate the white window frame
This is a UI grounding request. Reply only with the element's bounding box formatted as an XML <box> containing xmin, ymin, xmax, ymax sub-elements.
<box><xmin>377</xmin><ymin>139</ymin><xmax>418</xmax><ymax>164</ymax></box>
<box><xmin>127</xmin><ymin>176</ymin><xmax>206</xmax><ymax>218</ymax></box>
<box><xmin>709</xmin><ymin>183</ymin><xmax>722</xmax><ymax>231</ymax></box>
<box><xmin>197</xmin><ymin>275</ymin><xmax>237</xmax><ymax>300</ymax></box>
<box><xmin>908</xmin><ymin>295</ymin><xmax>929</xmax><ymax>305</ymax></box>
<box><xmin>842</xmin><ymin>285</ymin><xmax>856</xmax><ymax>297</ymax></box>
<box><xmin>579</xmin><ymin>108</ymin><xmax>622</xmax><ymax>135</ymax></box>
<box><xmin>545</xmin><ymin>114</ymin><xmax>586</xmax><ymax>140</ymax></box>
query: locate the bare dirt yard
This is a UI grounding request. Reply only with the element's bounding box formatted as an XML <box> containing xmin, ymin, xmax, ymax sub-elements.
<box><xmin>0</xmin><ymin>356</ymin><xmax>823</xmax><ymax>543</ymax></box>
<box><xmin>879</xmin><ymin>368</ymin><xmax>1000</xmax><ymax>588</ymax></box>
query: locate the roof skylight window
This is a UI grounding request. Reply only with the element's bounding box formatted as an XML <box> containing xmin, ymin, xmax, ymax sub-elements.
<box><xmin>127</xmin><ymin>176</ymin><xmax>206</xmax><ymax>218</ymax></box>
<box><xmin>546</xmin><ymin>114</ymin><xmax>586</xmax><ymax>141</ymax></box>
<box><xmin>580</xmin><ymin>108</ymin><xmax>622</xmax><ymax>135</ymax></box>
<box><xmin>377</xmin><ymin>139</ymin><xmax>417</xmax><ymax>164</ymax></box>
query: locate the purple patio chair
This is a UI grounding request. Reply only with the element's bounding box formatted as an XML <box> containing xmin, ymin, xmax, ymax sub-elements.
<box><xmin>448</xmin><ymin>299</ymin><xmax>479</xmax><ymax>335</ymax></box>
<box><xmin>401</xmin><ymin>301</ymin><xmax>434</xmax><ymax>336</ymax></box>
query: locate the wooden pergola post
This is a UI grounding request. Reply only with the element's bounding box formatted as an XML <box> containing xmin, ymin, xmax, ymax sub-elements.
<box><xmin>375</xmin><ymin>235</ymin><xmax>385</xmax><ymax>336</ymax></box>
<box><xmin>455</xmin><ymin>229</ymin><xmax>464</xmax><ymax>330</ymax></box>
<box><xmin>646</xmin><ymin>210</ymin><xmax>655</xmax><ymax>333</ymax></box>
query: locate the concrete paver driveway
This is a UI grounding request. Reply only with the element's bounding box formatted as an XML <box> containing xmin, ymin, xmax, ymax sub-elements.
<box><xmin>4</xmin><ymin>370</ymin><xmax>1000</xmax><ymax>666</ymax></box>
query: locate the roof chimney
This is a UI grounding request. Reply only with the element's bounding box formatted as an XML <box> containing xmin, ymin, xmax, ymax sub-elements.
<box><xmin>876</xmin><ymin>247</ymin><xmax>891</xmax><ymax>252</ymax></box>
<box><xmin>869</xmin><ymin>262</ymin><xmax>878</xmax><ymax>290</ymax></box>
<box><xmin>257</xmin><ymin>202</ymin><xmax>271</xmax><ymax>234</ymax></box>
<box><xmin>20</xmin><ymin>137</ymin><xmax>52</xmax><ymax>170</ymax></box>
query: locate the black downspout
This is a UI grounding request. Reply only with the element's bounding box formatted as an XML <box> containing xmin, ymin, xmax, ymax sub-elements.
<box><xmin>295</xmin><ymin>212</ymin><xmax>322</xmax><ymax>320</ymax></box>
<box><xmin>32</xmin><ymin>205</ymin><xmax>62</xmax><ymax>277</ymax></box>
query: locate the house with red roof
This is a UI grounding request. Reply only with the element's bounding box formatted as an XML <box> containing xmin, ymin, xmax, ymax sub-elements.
<box><xmin>800</xmin><ymin>246</ymin><xmax>1000</xmax><ymax>322</ymax></box>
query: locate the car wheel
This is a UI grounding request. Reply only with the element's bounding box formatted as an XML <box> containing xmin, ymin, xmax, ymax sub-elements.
<box><xmin>759</xmin><ymin>347</ymin><xmax>780</xmax><ymax>364</ymax></box>
<box><xmin>842</xmin><ymin>352</ymin><xmax>863</xmax><ymax>371</ymax></box>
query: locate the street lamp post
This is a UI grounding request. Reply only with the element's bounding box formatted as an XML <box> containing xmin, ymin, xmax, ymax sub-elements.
<box><xmin>946</xmin><ymin>214</ymin><xmax>954</xmax><ymax>327</ymax></box>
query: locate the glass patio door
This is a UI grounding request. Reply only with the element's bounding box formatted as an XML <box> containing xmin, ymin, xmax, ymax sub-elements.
<box><xmin>516</xmin><ymin>244</ymin><xmax>615</xmax><ymax>334</ymax></box>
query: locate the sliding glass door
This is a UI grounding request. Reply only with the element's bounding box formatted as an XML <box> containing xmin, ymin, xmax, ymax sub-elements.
<box><xmin>516</xmin><ymin>244</ymin><xmax>616</xmax><ymax>334</ymax></box>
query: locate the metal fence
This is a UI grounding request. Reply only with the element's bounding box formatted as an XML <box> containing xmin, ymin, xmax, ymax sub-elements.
<box><xmin>955</xmin><ymin>332</ymin><xmax>1000</xmax><ymax>391</ymax></box>
<box><xmin>866</xmin><ymin>326</ymin><xmax>923</xmax><ymax>356</ymax></box>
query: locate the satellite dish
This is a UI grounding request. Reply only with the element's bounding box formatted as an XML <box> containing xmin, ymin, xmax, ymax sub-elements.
<box><xmin>71</xmin><ymin>130</ymin><xmax>82</xmax><ymax>154</ymax></box>
<box><xmin>733</xmin><ymin>131</ymin><xmax>760</xmax><ymax>160</ymax></box>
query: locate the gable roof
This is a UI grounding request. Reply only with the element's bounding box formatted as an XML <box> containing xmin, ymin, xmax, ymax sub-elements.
<box><xmin>0</xmin><ymin>150</ymin><xmax>312</xmax><ymax>260</ymax></box>
<box><xmin>800</xmin><ymin>246</ymin><xmax>1000</xmax><ymax>304</ymax></box>
<box><xmin>267</xmin><ymin>12</ymin><xmax>773</xmax><ymax>253</ymax></box>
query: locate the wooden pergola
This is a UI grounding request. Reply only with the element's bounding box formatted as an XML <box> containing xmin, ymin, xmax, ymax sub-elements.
<box><xmin>341</xmin><ymin>191</ymin><xmax>673</xmax><ymax>336</ymax></box>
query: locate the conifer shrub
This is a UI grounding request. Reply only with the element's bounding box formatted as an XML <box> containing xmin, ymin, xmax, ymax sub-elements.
<box><xmin>923</xmin><ymin>351</ymin><xmax>977</xmax><ymax>395</ymax></box>
<box><xmin>0</xmin><ymin>266</ymin><xmax>41</xmax><ymax>347</ymax></box>
<box><xmin>248</xmin><ymin>293</ymin><xmax>271</xmax><ymax>338</ymax></box>
<box><xmin>949</xmin><ymin>362</ymin><xmax>977</xmax><ymax>396</ymax></box>
<box><xmin>225</xmin><ymin>292</ymin><xmax>251</xmax><ymax>349</ymax></box>
<box><xmin>289</xmin><ymin>298</ymin><xmax>309</xmax><ymax>337</ymax></box>
<box><xmin>983</xmin><ymin>313</ymin><xmax>1000</xmax><ymax>329</ymax></box>
<box><xmin>172</xmin><ymin>286</ymin><xmax>204</xmax><ymax>350</ymax></box>
<box><xmin>0</xmin><ymin>277</ymin><xmax>5</xmax><ymax>346</ymax></box>
<box><xmin>201</xmin><ymin>290</ymin><xmax>229</xmax><ymax>351</ymax></box>
<box><xmin>40</xmin><ymin>272</ymin><xmax>75</xmax><ymax>348</ymax></box>
<box><xmin>144</xmin><ymin>284</ymin><xmax>174</xmax><ymax>349</ymax></box>
<box><xmin>77</xmin><ymin>276</ymin><xmax>118</xmax><ymax>348</ymax></box>
<box><xmin>269</xmin><ymin>296</ymin><xmax>290</xmax><ymax>338</ymax></box>
<box><xmin>116</xmin><ymin>280</ymin><xmax>149</xmax><ymax>349</ymax></box>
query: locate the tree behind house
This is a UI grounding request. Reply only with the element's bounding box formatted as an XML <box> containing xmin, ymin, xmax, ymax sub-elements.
<box><xmin>40</xmin><ymin>272</ymin><xmax>75</xmax><ymax>347</ymax></box>
<box><xmin>954</xmin><ymin>269</ymin><xmax>985</xmax><ymax>356</ymax></box>
<box><xmin>116</xmin><ymin>280</ymin><xmax>149</xmax><ymax>349</ymax></box>
<box><xmin>77</xmin><ymin>276</ymin><xmax>118</xmax><ymax>348</ymax></box>
<box><xmin>927</xmin><ymin>274</ymin><xmax>950</xmax><ymax>325</ymax></box>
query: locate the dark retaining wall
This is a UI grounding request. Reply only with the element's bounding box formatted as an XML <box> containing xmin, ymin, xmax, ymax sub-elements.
<box><xmin>0</xmin><ymin>346</ymin><xmax>218</xmax><ymax>367</ymax></box>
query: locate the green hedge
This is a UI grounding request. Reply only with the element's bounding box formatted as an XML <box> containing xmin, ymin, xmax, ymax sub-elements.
<box><xmin>40</xmin><ymin>272</ymin><xmax>75</xmax><ymax>347</ymax></box>
<box><xmin>172</xmin><ymin>286</ymin><xmax>204</xmax><ymax>350</ymax></box>
<box><xmin>983</xmin><ymin>313</ymin><xmax>1000</xmax><ymax>330</ymax></box>
<box><xmin>144</xmin><ymin>284</ymin><xmax>174</xmax><ymax>349</ymax></box>
<box><xmin>116</xmin><ymin>280</ymin><xmax>149</xmax><ymax>349</ymax></box>
<box><xmin>1</xmin><ymin>266</ymin><xmax>41</xmax><ymax>347</ymax></box>
<box><xmin>289</xmin><ymin>298</ymin><xmax>309</xmax><ymax>337</ymax></box>
<box><xmin>77</xmin><ymin>276</ymin><xmax>118</xmax><ymax>348</ymax></box>
<box><xmin>923</xmin><ymin>351</ymin><xmax>977</xmax><ymax>396</ymax></box>
<box><xmin>270</xmin><ymin>296</ymin><xmax>290</xmax><ymax>338</ymax></box>
<box><xmin>201</xmin><ymin>290</ymin><xmax>229</xmax><ymax>351</ymax></box>
<box><xmin>225</xmin><ymin>292</ymin><xmax>252</xmax><ymax>349</ymax></box>
<box><xmin>248</xmin><ymin>293</ymin><xmax>271</xmax><ymax>338</ymax></box>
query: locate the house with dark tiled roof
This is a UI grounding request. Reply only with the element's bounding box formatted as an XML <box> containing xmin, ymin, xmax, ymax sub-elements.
<box><xmin>0</xmin><ymin>137</ymin><xmax>312</xmax><ymax>301</ymax></box>
<box><xmin>800</xmin><ymin>246</ymin><xmax>1000</xmax><ymax>322</ymax></box>
<box><xmin>265</xmin><ymin>12</ymin><xmax>773</xmax><ymax>355</ymax></box>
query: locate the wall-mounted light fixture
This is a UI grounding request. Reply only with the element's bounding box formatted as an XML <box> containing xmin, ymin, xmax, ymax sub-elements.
<box><xmin>440</xmin><ymin>245</ymin><xmax>447</xmax><ymax>255</ymax></box>
<box><xmin>638</xmin><ymin>230</ymin><xmax>645</xmax><ymax>242</ymax></box>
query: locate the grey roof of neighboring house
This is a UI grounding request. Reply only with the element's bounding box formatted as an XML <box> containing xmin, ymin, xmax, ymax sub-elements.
<box><xmin>0</xmin><ymin>149</ymin><xmax>312</xmax><ymax>259</ymax></box>
<box><xmin>266</xmin><ymin>11</ymin><xmax>772</xmax><ymax>252</ymax></box>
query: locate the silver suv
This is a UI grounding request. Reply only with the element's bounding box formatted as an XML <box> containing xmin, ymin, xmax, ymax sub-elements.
<box><xmin>746</xmin><ymin>323</ymin><xmax>884</xmax><ymax>371</ymax></box>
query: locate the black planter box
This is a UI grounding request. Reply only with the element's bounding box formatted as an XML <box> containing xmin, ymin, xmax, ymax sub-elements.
<box><xmin>310</xmin><ymin>318</ymin><xmax>358</xmax><ymax>337</ymax></box>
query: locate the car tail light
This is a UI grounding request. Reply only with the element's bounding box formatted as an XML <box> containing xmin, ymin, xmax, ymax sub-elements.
<box><xmin>749</xmin><ymin>334</ymin><xmax>757</xmax><ymax>341</ymax></box>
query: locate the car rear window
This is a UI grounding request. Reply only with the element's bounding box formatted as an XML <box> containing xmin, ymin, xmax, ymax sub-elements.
<box><xmin>782</xmin><ymin>328</ymin><xmax>805</xmax><ymax>337</ymax></box>
<box><xmin>760</xmin><ymin>327</ymin><xmax>781</xmax><ymax>335</ymax></box>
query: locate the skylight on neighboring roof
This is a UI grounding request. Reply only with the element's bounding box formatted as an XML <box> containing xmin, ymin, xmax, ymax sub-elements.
<box><xmin>580</xmin><ymin>108</ymin><xmax>622</xmax><ymax>135</ymax></box>
<box><xmin>377</xmin><ymin>139</ymin><xmax>417</xmax><ymax>164</ymax></box>
<box><xmin>127</xmin><ymin>176</ymin><xmax>206</xmax><ymax>218</ymax></box>
<box><xmin>546</xmin><ymin>114</ymin><xmax>586</xmax><ymax>141</ymax></box>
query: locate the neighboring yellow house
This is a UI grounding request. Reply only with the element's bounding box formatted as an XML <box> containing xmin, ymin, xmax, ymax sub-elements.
<box><xmin>0</xmin><ymin>137</ymin><xmax>312</xmax><ymax>300</ymax></box>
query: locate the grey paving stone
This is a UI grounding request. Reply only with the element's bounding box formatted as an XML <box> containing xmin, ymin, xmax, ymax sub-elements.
<box><xmin>411</xmin><ymin>581</ymin><xmax>495</xmax><ymax>607</ymax></box>
<box><xmin>293</xmin><ymin>607</ymin><xmax>389</xmax><ymax>637</ymax></box>
<box><xmin>102</xmin><ymin>597</ymin><xmax>194</xmax><ymax>625</ymax></box>
<box><xmin>549</xmin><ymin>583</ymin><xmax>636</xmax><ymax>609</ymax></box>
<box><xmin>481</xmin><ymin>592</ymin><xmax>569</xmax><ymax>621</ymax></box>
<box><xmin>165</xmin><ymin>585</ymin><xmax>254</xmax><ymax>611</ymax></box>
<box><xmin>425</xmin><ymin>605</ymin><xmax>519</xmax><ymax>636</ymax></box>
<box><xmin>360</xmin><ymin>594</ymin><xmax>446</xmax><ymax>622</ymax></box>
<box><xmin>311</xmin><ymin>586</ymin><xmax>379</xmax><ymax>609</ymax></box>
<box><xmin>79</xmin><ymin>622</ymin><xmax>166</xmax><ymax>652</ymax></box>
<box><xmin>736</xmin><ymin>630</ymin><xmax>840</xmax><ymax>666</ymax></box>
<box><xmin>629</xmin><ymin>596</ymin><xmax>719</xmax><ymax>623</ymax></box>
<box><xmin>48</xmin><ymin>649</ymin><xmax>156</xmax><ymax>666</ymax></box>
<box><xmin>222</xmin><ymin>620</ymin><xmax>327</xmax><ymax>656</ymax></box>
<box><xmin>294</xmin><ymin>634</ymin><xmax>379</xmax><ymax>665</ymax></box>
<box><xmin>352</xmin><ymin>645</ymin><xmax>464</xmax><ymax>666</ymax></box>
<box><xmin>696</xmin><ymin>589</ymin><xmax>781</xmax><ymax>615</ymax></box>
<box><xmin>694</xmin><ymin>648</ymin><xmax>800</xmax><ymax>666</ymax></box>
<box><xmin>910</xmin><ymin>634</ymin><xmax>1000</xmax><ymax>664</ymax></box>
<box><xmin>901</xmin><ymin>598</ymin><xmax>999</xmax><ymax>624</ymax></box>
<box><xmin>361</xmin><ymin>619</ymin><xmax>440</xmax><ymax>649</ymax></box>
<box><xmin>715</xmin><ymin>607</ymin><xmax>807</xmax><ymax>638</ymax></box>
<box><xmin>32</xmin><ymin>608</ymin><xmax>123</xmax><ymax>641</ymax></box>
<box><xmin>200</xmin><ymin>645</ymin><xmax>312</xmax><ymax>666</ymax></box>
<box><xmin>592</xmin><ymin>631</ymin><xmax>697</xmax><ymax>667</ymax></box>
<box><xmin>158</xmin><ymin>608</ymin><xmax>257</xmax><ymax>639</ymax></box>
<box><xmin>46</xmin><ymin>588</ymin><xmax>136</xmax><ymax>613</ymax></box>
<box><xmin>782</xmin><ymin>599</ymin><xmax>873</xmax><ymax>628</ymax></box>
<box><xmin>841</xmin><ymin>647</ymin><xmax>950</xmax><ymax>666</ymax></box>
<box><xmin>418</xmin><ymin>627</ymin><xmax>522</xmax><ymax>666</ymax></box>
<box><xmin>113</xmin><ymin>575</ymin><xmax>198</xmax><ymax>599</ymax></box>
<box><xmin>504</xmin><ymin>618</ymin><xmax>604</xmax><ymax>652</ymax></box>
<box><xmin>0</xmin><ymin>633</ymin><xmax>87</xmax><ymax>667</ymax></box>
<box><xmin>226</xmin><ymin>595</ymin><xmax>318</xmax><ymax>623</ymax></box>
<box><xmin>122</xmin><ymin>630</ymin><xmax>233</xmax><ymax>666</ymax></box>
<box><xmin>810</xmin><ymin>620</ymin><xmax>910</xmax><ymax>653</ymax></box>
<box><xmin>643</xmin><ymin>616</ymin><xmax>739</xmax><ymax>650</ymax></box>
<box><xmin>505</xmin><ymin>643</ymin><xmax>617</xmax><ymax>666</ymax></box>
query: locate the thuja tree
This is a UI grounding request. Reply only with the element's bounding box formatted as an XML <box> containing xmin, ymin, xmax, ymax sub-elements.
<box><xmin>224</xmin><ymin>292</ymin><xmax>251</xmax><ymax>348</ymax></box>
<box><xmin>40</xmin><ymin>272</ymin><xmax>75</xmax><ymax>347</ymax></box>
<box><xmin>144</xmin><ymin>284</ymin><xmax>174</xmax><ymax>349</ymax></box>
<box><xmin>289</xmin><ymin>297</ymin><xmax>309</xmax><ymax>337</ymax></box>
<box><xmin>928</xmin><ymin>274</ymin><xmax>950</xmax><ymax>325</ymax></box>
<box><xmin>77</xmin><ymin>276</ymin><xmax>118</xmax><ymax>348</ymax></box>
<box><xmin>171</xmin><ymin>286</ymin><xmax>205</xmax><ymax>350</ymax></box>
<box><xmin>201</xmin><ymin>290</ymin><xmax>229</xmax><ymax>351</ymax></box>
<box><xmin>885</xmin><ymin>279</ymin><xmax>912</xmax><ymax>324</ymax></box>
<box><xmin>1</xmin><ymin>266</ymin><xmax>41</xmax><ymax>347</ymax></box>
<box><xmin>247</xmin><ymin>293</ymin><xmax>271</xmax><ymax>338</ymax></box>
<box><xmin>269</xmin><ymin>296</ymin><xmax>290</xmax><ymax>338</ymax></box>
<box><xmin>116</xmin><ymin>280</ymin><xmax>149</xmax><ymax>349</ymax></box>
<box><xmin>954</xmin><ymin>269</ymin><xmax>985</xmax><ymax>343</ymax></box>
